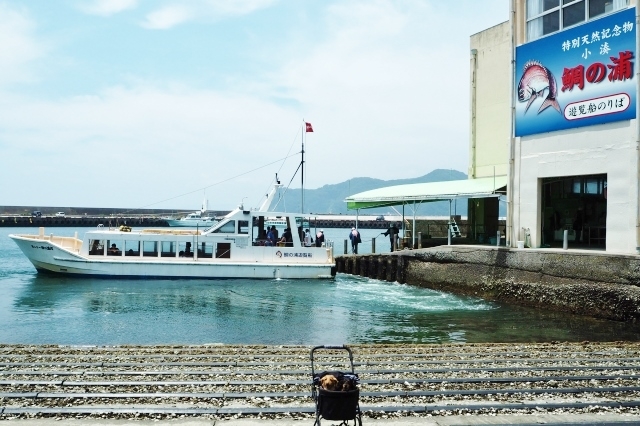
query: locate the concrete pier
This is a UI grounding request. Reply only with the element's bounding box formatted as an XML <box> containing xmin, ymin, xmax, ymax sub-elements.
<box><xmin>336</xmin><ymin>245</ymin><xmax>640</xmax><ymax>322</ymax></box>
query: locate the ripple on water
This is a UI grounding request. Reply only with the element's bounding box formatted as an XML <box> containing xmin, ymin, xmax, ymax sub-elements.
<box><xmin>336</xmin><ymin>275</ymin><xmax>495</xmax><ymax>312</ymax></box>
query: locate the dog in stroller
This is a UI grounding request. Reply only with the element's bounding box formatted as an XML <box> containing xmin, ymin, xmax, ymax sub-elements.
<box><xmin>311</xmin><ymin>345</ymin><xmax>362</xmax><ymax>426</ymax></box>
<box><xmin>319</xmin><ymin>373</ymin><xmax>356</xmax><ymax>392</ymax></box>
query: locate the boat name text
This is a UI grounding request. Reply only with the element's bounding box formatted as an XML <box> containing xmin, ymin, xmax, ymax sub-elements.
<box><xmin>283</xmin><ymin>252</ymin><xmax>313</xmax><ymax>258</ymax></box>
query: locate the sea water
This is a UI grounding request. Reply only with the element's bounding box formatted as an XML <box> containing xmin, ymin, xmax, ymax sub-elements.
<box><xmin>1</xmin><ymin>226</ymin><xmax>639</xmax><ymax>345</ymax></box>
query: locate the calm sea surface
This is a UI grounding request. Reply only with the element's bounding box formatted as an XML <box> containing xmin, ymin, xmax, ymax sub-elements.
<box><xmin>1</xmin><ymin>226</ymin><xmax>639</xmax><ymax>345</ymax></box>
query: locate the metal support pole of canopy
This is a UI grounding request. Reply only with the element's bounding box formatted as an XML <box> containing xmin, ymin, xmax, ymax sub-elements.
<box><xmin>412</xmin><ymin>201</ymin><xmax>416</xmax><ymax>249</ymax></box>
<box><xmin>448</xmin><ymin>199</ymin><xmax>452</xmax><ymax>246</ymax></box>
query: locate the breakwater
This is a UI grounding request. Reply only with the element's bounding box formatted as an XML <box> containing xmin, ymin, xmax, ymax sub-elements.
<box><xmin>0</xmin><ymin>215</ymin><xmax>449</xmax><ymax>230</ymax></box>
<box><xmin>0</xmin><ymin>215</ymin><xmax>168</xmax><ymax>227</ymax></box>
<box><xmin>336</xmin><ymin>246</ymin><xmax>640</xmax><ymax>322</ymax></box>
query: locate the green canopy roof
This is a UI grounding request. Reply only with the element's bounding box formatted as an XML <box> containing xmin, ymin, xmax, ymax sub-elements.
<box><xmin>345</xmin><ymin>176</ymin><xmax>508</xmax><ymax>210</ymax></box>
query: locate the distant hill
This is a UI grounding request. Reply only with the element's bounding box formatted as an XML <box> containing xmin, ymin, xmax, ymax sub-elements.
<box><xmin>276</xmin><ymin>169</ymin><xmax>469</xmax><ymax>216</ymax></box>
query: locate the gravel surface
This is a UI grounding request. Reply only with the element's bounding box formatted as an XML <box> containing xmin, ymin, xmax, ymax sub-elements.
<box><xmin>1</xmin><ymin>342</ymin><xmax>640</xmax><ymax>422</ymax></box>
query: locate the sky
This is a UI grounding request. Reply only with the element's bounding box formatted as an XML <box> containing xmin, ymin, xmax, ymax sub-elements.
<box><xmin>0</xmin><ymin>0</ymin><xmax>508</xmax><ymax>211</ymax></box>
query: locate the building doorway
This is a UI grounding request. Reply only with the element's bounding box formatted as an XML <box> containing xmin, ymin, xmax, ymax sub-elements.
<box><xmin>541</xmin><ymin>174</ymin><xmax>607</xmax><ymax>249</ymax></box>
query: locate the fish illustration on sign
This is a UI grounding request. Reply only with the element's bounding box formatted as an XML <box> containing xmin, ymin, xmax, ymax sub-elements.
<box><xmin>518</xmin><ymin>61</ymin><xmax>561</xmax><ymax>114</ymax></box>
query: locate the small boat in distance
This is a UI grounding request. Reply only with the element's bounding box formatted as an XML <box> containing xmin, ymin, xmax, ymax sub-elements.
<box><xmin>165</xmin><ymin>212</ymin><xmax>217</xmax><ymax>228</ymax></box>
<box><xmin>8</xmin><ymin>183</ymin><xmax>335</xmax><ymax>280</ymax></box>
<box><xmin>165</xmin><ymin>197</ymin><xmax>217</xmax><ymax>227</ymax></box>
<box><xmin>265</xmin><ymin>217</ymin><xmax>288</xmax><ymax>229</ymax></box>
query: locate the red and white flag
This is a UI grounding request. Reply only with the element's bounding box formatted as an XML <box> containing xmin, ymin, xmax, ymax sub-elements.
<box><xmin>305</xmin><ymin>122</ymin><xmax>314</xmax><ymax>132</ymax></box>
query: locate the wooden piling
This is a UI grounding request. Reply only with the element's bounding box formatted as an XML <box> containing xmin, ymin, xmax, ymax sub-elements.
<box><xmin>386</xmin><ymin>256</ymin><xmax>397</xmax><ymax>282</ymax></box>
<box><xmin>360</xmin><ymin>256</ymin><xmax>370</xmax><ymax>277</ymax></box>
<box><xmin>336</xmin><ymin>254</ymin><xmax>405</xmax><ymax>282</ymax></box>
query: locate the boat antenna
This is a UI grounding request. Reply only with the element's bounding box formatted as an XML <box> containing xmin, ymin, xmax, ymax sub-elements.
<box><xmin>301</xmin><ymin>120</ymin><xmax>305</xmax><ymax>214</ymax></box>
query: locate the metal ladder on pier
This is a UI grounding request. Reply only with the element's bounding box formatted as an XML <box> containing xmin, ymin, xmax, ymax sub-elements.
<box><xmin>450</xmin><ymin>217</ymin><xmax>461</xmax><ymax>238</ymax></box>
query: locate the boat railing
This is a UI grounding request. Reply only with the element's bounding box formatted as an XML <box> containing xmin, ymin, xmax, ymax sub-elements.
<box><xmin>23</xmin><ymin>229</ymin><xmax>82</xmax><ymax>253</ymax></box>
<box><xmin>53</xmin><ymin>236</ymin><xmax>82</xmax><ymax>252</ymax></box>
<box><xmin>140</xmin><ymin>229</ymin><xmax>200</xmax><ymax>235</ymax></box>
<box><xmin>325</xmin><ymin>240</ymin><xmax>334</xmax><ymax>263</ymax></box>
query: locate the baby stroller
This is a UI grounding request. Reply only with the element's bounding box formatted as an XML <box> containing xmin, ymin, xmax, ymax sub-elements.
<box><xmin>310</xmin><ymin>345</ymin><xmax>362</xmax><ymax>426</ymax></box>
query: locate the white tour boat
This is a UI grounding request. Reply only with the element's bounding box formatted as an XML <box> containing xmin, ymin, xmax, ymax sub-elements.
<box><xmin>9</xmin><ymin>184</ymin><xmax>335</xmax><ymax>279</ymax></box>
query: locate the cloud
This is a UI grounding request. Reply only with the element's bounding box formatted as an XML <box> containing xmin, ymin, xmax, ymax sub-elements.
<box><xmin>0</xmin><ymin>84</ymin><xmax>302</xmax><ymax>208</ymax></box>
<box><xmin>0</xmin><ymin>3</ymin><xmax>44</xmax><ymax>87</ymax></box>
<box><xmin>141</xmin><ymin>4</ymin><xmax>193</xmax><ymax>29</ymax></box>
<box><xmin>202</xmin><ymin>0</ymin><xmax>278</xmax><ymax>16</ymax></box>
<box><xmin>0</xmin><ymin>0</ymin><xmax>508</xmax><ymax>208</ymax></box>
<box><xmin>263</xmin><ymin>1</ymin><xmax>475</xmax><ymax>184</ymax></box>
<box><xmin>79</xmin><ymin>0</ymin><xmax>138</xmax><ymax>16</ymax></box>
<box><xmin>139</xmin><ymin>0</ymin><xmax>277</xmax><ymax>29</ymax></box>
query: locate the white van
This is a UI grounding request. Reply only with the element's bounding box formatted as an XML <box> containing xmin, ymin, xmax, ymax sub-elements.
<box><xmin>55</xmin><ymin>212</ymin><xmax>65</xmax><ymax>217</ymax></box>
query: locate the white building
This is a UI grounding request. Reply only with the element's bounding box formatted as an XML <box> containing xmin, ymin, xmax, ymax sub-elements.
<box><xmin>348</xmin><ymin>1</ymin><xmax>636</xmax><ymax>253</ymax></box>
<box><xmin>472</xmin><ymin>0</ymin><xmax>635</xmax><ymax>252</ymax></box>
<box><xmin>513</xmin><ymin>0</ymin><xmax>634</xmax><ymax>252</ymax></box>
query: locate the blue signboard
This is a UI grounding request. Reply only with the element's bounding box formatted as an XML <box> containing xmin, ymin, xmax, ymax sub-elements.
<box><xmin>515</xmin><ymin>7</ymin><xmax>636</xmax><ymax>137</ymax></box>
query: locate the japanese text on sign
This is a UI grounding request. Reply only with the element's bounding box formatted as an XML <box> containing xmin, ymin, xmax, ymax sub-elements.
<box><xmin>564</xmin><ymin>93</ymin><xmax>630</xmax><ymax>120</ymax></box>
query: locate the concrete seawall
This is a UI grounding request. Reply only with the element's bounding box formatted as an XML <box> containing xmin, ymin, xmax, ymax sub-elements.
<box><xmin>336</xmin><ymin>246</ymin><xmax>640</xmax><ymax>322</ymax></box>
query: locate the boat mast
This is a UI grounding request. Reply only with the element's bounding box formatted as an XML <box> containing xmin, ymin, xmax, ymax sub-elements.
<box><xmin>301</xmin><ymin>120</ymin><xmax>305</xmax><ymax>214</ymax></box>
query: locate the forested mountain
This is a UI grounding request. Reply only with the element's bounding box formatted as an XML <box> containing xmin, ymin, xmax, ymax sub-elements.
<box><xmin>277</xmin><ymin>169</ymin><xmax>469</xmax><ymax>216</ymax></box>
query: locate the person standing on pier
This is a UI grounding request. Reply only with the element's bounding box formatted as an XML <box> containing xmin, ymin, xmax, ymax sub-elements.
<box><xmin>383</xmin><ymin>223</ymin><xmax>399</xmax><ymax>252</ymax></box>
<box><xmin>349</xmin><ymin>227</ymin><xmax>361</xmax><ymax>254</ymax></box>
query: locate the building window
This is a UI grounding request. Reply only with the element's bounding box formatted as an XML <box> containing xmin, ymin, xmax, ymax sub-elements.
<box><xmin>563</xmin><ymin>1</ymin><xmax>585</xmax><ymax>28</ymax></box>
<box><xmin>527</xmin><ymin>0</ymin><xmax>628</xmax><ymax>41</ymax></box>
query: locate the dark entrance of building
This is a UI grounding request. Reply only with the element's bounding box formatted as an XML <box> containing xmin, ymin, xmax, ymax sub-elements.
<box><xmin>541</xmin><ymin>174</ymin><xmax>607</xmax><ymax>249</ymax></box>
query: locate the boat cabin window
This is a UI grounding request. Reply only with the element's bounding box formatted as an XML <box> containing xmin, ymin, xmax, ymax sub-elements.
<box><xmin>143</xmin><ymin>241</ymin><xmax>158</xmax><ymax>257</ymax></box>
<box><xmin>198</xmin><ymin>242</ymin><xmax>213</xmax><ymax>258</ymax></box>
<box><xmin>178</xmin><ymin>241</ymin><xmax>193</xmax><ymax>258</ymax></box>
<box><xmin>125</xmin><ymin>240</ymin><xmax>140</xmax><ymax>256</ymax></box>
<box><xmin>216</xmin><ymin>243</ymin><xmax>231</xmax><ymax>258</ymax></box>
<box><xmin>239</xmin><ymin>220</ymin><xmax>249</xmax><ymax>234</ymax></box>
<box><xmin>253</xmin><ymin>227</ymin><xmax>268</xmax><ymax>245</ymax></box>
<box><xmin>161</xmin><ymin>241</ymin><xmax>176</xmax><ymax>257</ymax></box>
<box><xmin>211</xmin><ymin>220</ymin><xmax>235</xmax><ymax>233</ymax></box>
<box><xmin>107</xmin><ymin>239</ymin><xmax>123</xmax><ymax>256</ymax></box>
<box><xmin>89</xmin><ymin>239</ymin><xmax>104</xmax><ymax>255</ymax></box>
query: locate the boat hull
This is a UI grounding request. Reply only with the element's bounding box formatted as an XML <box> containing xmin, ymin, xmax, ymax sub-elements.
<box><xmin>10</xmin><ymin>235</ymin><xmax>334</xmax><ymax>279</ymax></box>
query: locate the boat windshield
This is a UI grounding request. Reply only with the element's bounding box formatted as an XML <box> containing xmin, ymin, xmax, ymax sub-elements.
<box><xmin>209</xmin><ymin>220</ymin><xmax>235</xmax><ymax>233</ymax></box>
